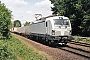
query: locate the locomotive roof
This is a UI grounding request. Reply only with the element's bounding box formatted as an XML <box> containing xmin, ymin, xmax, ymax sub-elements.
<box><xmin>31</xmin><ymin>16</ymin><xmax>69</xmax><ymax>24</ymax></box>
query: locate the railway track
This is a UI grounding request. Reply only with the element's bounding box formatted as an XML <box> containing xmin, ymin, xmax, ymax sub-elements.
<box><xmin>57</xmin><ymin>41</ymin><xmax>90</xmax><ymax>60</ymax></box>
<box><xmin>69</xmin><ymin>40</ymin><xmax>90</xmax><ymax>47</ymax></box>
<box><xmin>22</xmin><ymin>34</ymin><xmax>90</xmax><ymax>60</ymax></box>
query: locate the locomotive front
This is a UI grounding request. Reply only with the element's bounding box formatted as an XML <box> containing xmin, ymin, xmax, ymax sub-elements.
<box><xmin>50</xmin><ymin>16</ymin><xmax>73</xmax><ymax>45</ymax></box>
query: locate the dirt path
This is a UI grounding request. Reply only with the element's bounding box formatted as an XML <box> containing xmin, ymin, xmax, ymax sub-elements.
<box><xmin>12</xmin><ymin>33</ymin><xmax>90</xmax><ymax>60</ymax></box>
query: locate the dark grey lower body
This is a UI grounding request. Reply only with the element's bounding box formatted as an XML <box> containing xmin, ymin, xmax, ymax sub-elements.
<box><xmin>29</xmin><ymin>33</ymin><xmax>73</xmax><ymax>45</ymax></box>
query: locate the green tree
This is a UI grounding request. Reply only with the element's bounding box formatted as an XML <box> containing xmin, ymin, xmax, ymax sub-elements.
<box><xmin>24</xmin><ymin>21</ymin><xmax>30</xmax><ymax>26</ymax></box>
<box><xmin>14</xmin><ymin>20</ymin><xmax>21</xmax><ymax>27</ymax></box>
<box><xmin>50</xmin><ymin>0</ymin><xmax>90</xmax><ymax>36</ymax></box>
<box><xmin>0</xmin><ymin>1</ymin><xmax>12</xmax><ymax>39</ymax></box>
<box><xmin>50</xmin><ymin>0</ymin><xmax>65</xmax><ymax>15</ymax></box>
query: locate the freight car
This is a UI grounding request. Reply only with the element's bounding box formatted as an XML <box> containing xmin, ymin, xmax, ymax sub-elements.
<box><xmin>13</xmin><ymin>15</ymin><xmax>73</xmax><ymax>45</ymax></box>
<box><xmin>13</xmin><ymin>26</ymin><xmax>30</xmax><ymax>38</ymax></box>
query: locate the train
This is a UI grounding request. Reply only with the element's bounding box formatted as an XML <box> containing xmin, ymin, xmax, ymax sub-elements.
<box><xmin>11</xmin><ymin>15</ymin><xmax>73</xmax><ymax>45</ymax></box>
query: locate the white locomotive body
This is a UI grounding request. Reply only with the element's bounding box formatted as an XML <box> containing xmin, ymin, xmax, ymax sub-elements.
<box><xmin>29</xmin><ymin>16</ymin><xmax>73</xmax><ymax>45</ymax></box>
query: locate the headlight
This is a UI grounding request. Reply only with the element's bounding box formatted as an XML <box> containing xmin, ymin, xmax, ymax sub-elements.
<box><xmin>52</xmin><ymin>30</ymin><xmax>55</xmax><ymax>35</ymax></box>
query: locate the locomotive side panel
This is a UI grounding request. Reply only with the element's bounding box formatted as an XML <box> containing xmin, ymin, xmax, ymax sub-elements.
<box><xmin>30</xmin><ymin>21</ymin><xmax>46</xmax><ymax>35</ymax></box>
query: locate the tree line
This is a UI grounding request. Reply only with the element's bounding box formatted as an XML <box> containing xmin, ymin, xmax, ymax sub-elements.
<box><xmin>50</xmin><ymin>0</ymin><xmax>90</xmax><ymax>37</ymax></box>
<box><xmin>14</xmin><ymin>20</ymin><xmax>30</xmax><ymax>27</ymax></box>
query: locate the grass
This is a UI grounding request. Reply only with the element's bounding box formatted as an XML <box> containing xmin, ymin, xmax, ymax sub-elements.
<box><xmin>73</xmin><ymin>36</ymin><xmax>90</xmax><ymax>44</ymax></box>
<box><xmin>0</xmin><ymin>35</ymin><xmax>49</xmax><ymax>60</ymax></box>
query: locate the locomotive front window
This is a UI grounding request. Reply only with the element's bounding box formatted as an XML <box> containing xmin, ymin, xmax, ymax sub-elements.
<box><xmin>54</xmin><ymin>19</ymin><xmax>69</xmax><ymax>26</ymax></box>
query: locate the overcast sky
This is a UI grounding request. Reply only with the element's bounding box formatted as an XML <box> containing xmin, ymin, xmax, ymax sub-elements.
<box><xmin>0</xmin><ymin>0</ymin><xmax>53</xmax><ymax>25</ymax></box>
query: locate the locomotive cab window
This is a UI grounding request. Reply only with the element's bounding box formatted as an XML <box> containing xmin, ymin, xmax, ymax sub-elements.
<box><xmin>46</xmin><ymin>22</ymin><xmax>47</xmax><ymax>27</ymax></box>
<box><xmin>53</xmin><ymin>19</ymin><xmax>69</xmax><ymax>26</ymax></box>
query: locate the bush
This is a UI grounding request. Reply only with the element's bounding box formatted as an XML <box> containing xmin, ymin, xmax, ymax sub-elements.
<box><xmin>0</xmin><ymin>44</ymin><xmax>17</xmax><ymax>60</ymax></box>
<box><xmin>0</xmin><ymin>1</ymin><xmax>12</xmax><ymax>39</ymax></box>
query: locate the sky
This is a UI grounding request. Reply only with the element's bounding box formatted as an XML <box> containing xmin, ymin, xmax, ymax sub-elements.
<box><xmin>0</xmin><ymin>0</ymin><xmax>53</xmax><ymax>25</ymax></box>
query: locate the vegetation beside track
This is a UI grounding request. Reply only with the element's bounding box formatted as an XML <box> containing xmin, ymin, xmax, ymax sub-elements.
<box><xmin>73</xmin><ymin>36</ymin><xmax>90</xmax><ymax>44</ymax></box>
<box><xmin>0</xmin><ymin>35</ymin><xmax>49</xmax><ymax>60</ymax></box>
